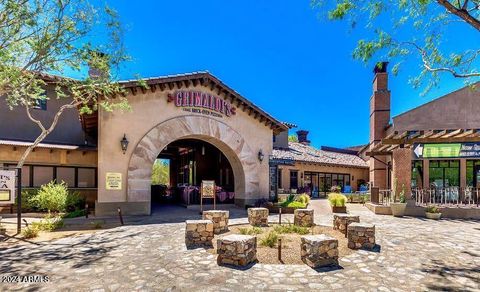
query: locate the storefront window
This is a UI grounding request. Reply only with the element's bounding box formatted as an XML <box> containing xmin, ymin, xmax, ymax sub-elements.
<box><xmin>466</xmin><ymin>160</ymin><xmax>480</xmax><ymax>187</ymax></box>
<box><xmin>33</xmin><ymin>166</ymin><xmax>54</xmax><ymax>187</ymax></box>
<box><xmin>277</xmin><ymin>169</ymin><xmax>282</xmax><ymax>188</ymax></box>
<box><xmin>429</xmin><ymin>160</ymin><xmax>460</xmax><ymax>188</ymax></box>
<box><xmin>56</xmin><ymin>167</ymin><xmax>75</xmax><ymax>187</ymax></box>
<box><xmin>411</xmin><ymin>161</ymin><xmax>423</xmax><ymax>188</ymax></box>
<box><xmin>77</xmin><ymin>168</ymin><xmax>96</xmax><ymax>188</ymax></box>
<box><xmin>290</xmin><ymin>170</ymin><xmax>298</xmax><ymax>190</ymax></box>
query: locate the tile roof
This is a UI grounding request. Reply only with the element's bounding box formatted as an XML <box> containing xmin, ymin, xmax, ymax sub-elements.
<box><xmin>272</xmin><ymin>142</ymin><xmax>368</xmax><ymax>168</ymax></box>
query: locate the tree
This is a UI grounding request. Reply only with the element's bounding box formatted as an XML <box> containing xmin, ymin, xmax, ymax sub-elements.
<box><xmin>0</xmin><ymin>0</ymin><xmax>133</xmax><ymax>168</ymax></box>
<box><xmin>288</xmin><ymin>134</ymin><xmax>299</xmax><ymax>142</ymax></box>
<box><xmin>311</xmin><ymin>0</ymin><xmax>480</xmax><ymax>93</ymax></box>
<box><xmin>152</xmin><ymin>159</ymin><xmax>170</xmax><ymax>186</ymax></box>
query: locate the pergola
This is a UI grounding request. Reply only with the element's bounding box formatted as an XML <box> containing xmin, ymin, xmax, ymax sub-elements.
<box><xmin>366</xmin><ymin>129</ymin><xmax>480</xmax><ymax>156</ymax></box>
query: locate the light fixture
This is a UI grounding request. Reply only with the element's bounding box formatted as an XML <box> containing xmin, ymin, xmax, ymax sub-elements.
<box><xmin>258</xmin><ymin>149</ymin><xmax>264</xmax><ymax>162</ymax></box>
<box><xmin>120</xmin><ymin>134</ymin><xmax>129</xmax><ymax>154</ymax></box>
<box><xmin>202</xmin><ymin>145</ymin><xmax>205</xmax><ymax>156</ymax></box>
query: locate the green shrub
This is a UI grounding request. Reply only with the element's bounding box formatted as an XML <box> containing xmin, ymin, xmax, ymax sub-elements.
<box><xmin>65</xmin><ymin>191</ymin><xmax>85</xmax><ymax>212</ymax></box>
<box><xmin>284</xmin><ymin>201</ymin><xmax>307</xmax><ymax>209</ymax></box>
<box><xmin>295</xmin><ymin>193</ymin><xmax>310</xmax><ymax>205</ymax></box>
<box><xmin>274</xmin><ymin>224</ymin><xmax>309</xmax><ymax>235</ymax></box>
<box><xmin>31</xmin><ymin>216</ymin><xmax>64</xmax><ymax>232</ymax></box>
<box><xmin>260</xmin><ymin>231</ymin><xmax>279</xmax><ymax>248</ymax></box>
<box><xmin>328</xmin><ymin>193</ymin><xmax>347</xmax><ymax>207</ymax></box>
<box><xmin>63</xmin><ymin>209</ymin><xmax>86</xmax><ymax>218</ymax></box>
<box><xmin>16</xmin><ymin>190</ymin><xmax>38</xmax><ymax>211</ymax></box>
<box><xmin>30</xmin><ymin>181</ymin><xmax>69</xmax><ymax>213</ymax></box>
<box><xmin>425</xmin><ymin>205</ymin><xmax>440</xmax><ymax>213</ymax></box>
<box><xmin>22</xmin><ymin>226</ymin><xmax>39</xmax><ymax>239</ymax></box>
<box><xmin>238</xmin><ymin>226</ymin><xmax>263</xmax><ymax>235</ymax></box>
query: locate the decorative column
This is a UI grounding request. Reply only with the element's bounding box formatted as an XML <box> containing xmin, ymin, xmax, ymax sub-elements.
<box><xmin>392</xmin><ymin>148</ymin><xmax>412</xmax><ymax>199</ymax></box>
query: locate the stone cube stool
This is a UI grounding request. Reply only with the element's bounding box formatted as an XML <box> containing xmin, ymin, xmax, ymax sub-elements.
<box><xmin>333</xmin><ymin>214</ymin><xmax>360</xmax><ymax>235</ymax></box>
<box><xmin>301</xmin><ymin>234</ymin><xmax>339</xmax><ymax>268</ymax></box>
<box><xmin>247</xmin><ymin>207</ymin><xmax>269</xmax><ymax>226</ymax></box>
<box><xmin>185</xmin><ymin>220</ymin><xmax>214</xmax><ymax>247</ymax></box>
<box><xmin>202</xmin><ymin>210</ymin><xmax>229</xmax><ymax>234</ymax></box>
<box><xmin>347</xmin><ymin>223</ymin><xmax>375</xmax><ymax>250</ymax></box>
<box><xmin>217</xmin><ymin>234</ymin><xmax>257</xmax><ymax>267</ymax></box>
<box><xmin>294</xmin><ymin>209</ymin><xmax>314</xmax><ymax>227</ymax></box>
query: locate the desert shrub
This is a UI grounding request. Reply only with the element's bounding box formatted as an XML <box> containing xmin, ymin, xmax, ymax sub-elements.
<box><xmin>260</xmin><ymin>231</ymin><xmax>279</xmax><ymax>248</ymax></box>
<box><xmin>295</xmin><ymin>193</ymin><xmax>310</xmax><ymax>205</ymax></box>
<box><xmin>30</xmin><ymin>181</ymin><xmax>69</xmax><ymax>213</ymax></box>
<box><xmin>283</xmin><ymin>201</ymin><xmax>306</xmax><ymax>209</ymax></box>
<box><xmin>65</xmin><ymin>191</ymin><xmax>85</xmax><ymax>212</ymax></box>
<box><xmin>22</xmin><ymin>226</ymin><xmax>39</xmax><ymax>239</ymax></box>
<box><xmin>425</xmin><ymin>205</ymin><xmax>440</xmax><ymax>213</ymax></box>
<box><xmin>280</xmin><ymin>194</ymin><xmax>297</xmax><ymax>207</ymax></box>
<box><xmin>328</xmin><ymin>193</ymin><xmax>347</xmax><ymax>207</ymax></box>
<box><xmin>15</xmin><ymin>190</ymin><xmax>38</xmax><ymax>211</ymax></box>
<box><xmin>239</xmin><ymin>226</ymin><xmax>263</xmax><ymax>235</ymax></box>
<box><xmin>91</xmin><ymin>221</ymin><xmax>103</xmax><ymax>229</ymax></box>
<box><xmin>274</xmin><ymin>224</ymin><xmax>309</xmax><ymax>235</ymax></box>
<box><xmin>31</xmin><ymin>215</ymin><xmax>64</xmax><ymax>232</ymax></box>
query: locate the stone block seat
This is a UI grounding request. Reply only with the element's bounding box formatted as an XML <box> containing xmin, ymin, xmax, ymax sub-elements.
<box><xmin>247</xmin><ymin>207</ymin><xmax>269</xmax><ymax>227</ymax></box>
<box><xmin>333</xmin><ymin>214</ymin><xmax>360</xmax><ymax>235</ymax></box>
<box><xmin>185</xmin><ymin>220</ymin><xmax>214</xmax><ymax>247</ymax></box>
<box><xmin>301</xmin><ymin>234</ymin><xmax>339</xmax><ymax>268</ymax></box>
<box><xmin>347</xmin><ymin>223</ymin><xmax>376</xmax><ymax>250</ymax></box>
<box><xmin>294</xmin><ymin>209</ymin><xmax>314</xmax><ymax>227</ymax></box>
<box><xmin>202</xmin><ymin>210</ymin><xmax>229</xmax><ymax>234</ymax></box>
<box><xmin>217</xmin><ymin>234</ymin><xmax>257</xmax><ymax>267</ymax></box>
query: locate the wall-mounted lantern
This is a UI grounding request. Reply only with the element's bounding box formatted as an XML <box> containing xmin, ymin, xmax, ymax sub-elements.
<box><xmin>120</xmin><ymin>134</ymin><xmax>129</xmax><ymax>154</ymax></box>
<box><xmin>258</xmin><ymin>149</ymin><xmax>264</xmax><ymax>162</ymax></box>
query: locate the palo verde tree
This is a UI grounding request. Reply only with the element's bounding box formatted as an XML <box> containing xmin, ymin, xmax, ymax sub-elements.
<box><xmin>311</xmin><ymin>0</ymin><xmax>480</xmax><ymax>93</ymax></box>
<box><xmin>0</xmin><ymin>0</ymin><xmax>133</xmax><ymax>168</ymax></box>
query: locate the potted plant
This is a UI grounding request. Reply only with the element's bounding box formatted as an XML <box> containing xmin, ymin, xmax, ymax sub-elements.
<box><xmin>425</xmin><ymin>205</ymin><xmax>442</xmax><ymax>220</ymax></box>
<box><xmin>390</xmin><ymin>183</ymin><xmax>407</xmax><ymax>217</ymax></box>
<box><xmin>328</xmin><ymin>193</ymin><xmax>347</xmax><ymax>213</ymax></box>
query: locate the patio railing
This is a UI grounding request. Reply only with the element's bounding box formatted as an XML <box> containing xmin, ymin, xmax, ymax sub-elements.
<box><xmin>378</xmin><ymin>189</ymin><xmax>393</xmax><ymax>206</ymax></box>
<box><xmin>412</xmin><ymin>187</ymin><xmax>480</xmax><ymax>208</ymax></box>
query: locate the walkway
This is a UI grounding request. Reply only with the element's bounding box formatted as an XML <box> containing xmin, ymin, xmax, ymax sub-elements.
<box><xmin>1</xmin><ymin>200</ymin><xmax>479</xmax><ymax>291</ymax></box>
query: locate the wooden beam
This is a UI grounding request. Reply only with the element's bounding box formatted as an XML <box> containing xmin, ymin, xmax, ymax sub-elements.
<box><xmin>159</xmin><ymin>83</ymin><xmax>166</xmax><ymax>91</ymax></box>
<box><xmin>150</xmin><ymin>84</ymin><xmax>157</xmax><ymax>93</ymax></box>
<box><xmin>456</xmin><ymin>129</ymin><xmax>475</xmax><ymax>138</ymax></box>
<box><xmin>140</xmin><ymin>86</ymin><xmax>146</xmax><ymax>94</ymax></box>
<box><xmin>130</xmin><ymin>87</ymin><xmax>137</xmax><ymax>96</ymax></box>
<box><xmin>192</xmin><ymin>79</ymin><xmax>198</xmax><ymax>87</ymax></box>
<box><xmin>176</xmin><ymin>81</ymin><xmax>183</xmax><ymax>89</ymax></box>
<box><xmin>184</xmin><ymin>80</ymin><xmax>191</xmax><ymax>88</ymax></box>
<box><xmin>429</xmin><ymin>130</ymin><xmax>447</xmax><ymax>139</ymax></box>
<box><xmin>442</xmin><ymin>129</ymin><xmax>463</xmax><ymax>138</ymax></box>
<box><xmin>167</xmin><ymin>83</ymin><xmax>174</xmax><ymax>90</ymax></box>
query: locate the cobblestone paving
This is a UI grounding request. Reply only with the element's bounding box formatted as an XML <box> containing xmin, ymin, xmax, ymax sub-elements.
<box><xmin>1</xmin><ymin>201</ymin><xmax>479</xmax><ymax>291</ymax></box>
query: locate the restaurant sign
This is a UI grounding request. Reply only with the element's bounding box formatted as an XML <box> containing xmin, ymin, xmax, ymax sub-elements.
<box><xmin>0</xmin><ymin>170</ymin><xmax>16</xmax><ymax>205</ymax></box>
<box><xmin>167</xmin><ymin>91</ymin><xmax>236</xmax><ymax>118</ymax></box>
<box><xmin>413</xmin><ymin>143</ymin><xmax>480</xmax><ymax>158</ymax></box>
<box><xmin>106</xmin><ymin>172</ymin><xmax>122</xmax><ymax>190</ymax></box>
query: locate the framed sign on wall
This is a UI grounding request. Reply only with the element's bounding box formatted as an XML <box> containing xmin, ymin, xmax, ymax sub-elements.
<box><xmin>200</xmin><ymin>180</ymin><xmax>216</xmax><ymax>212</ymax></box>
<box><xmin>0</xmin><ymin>170</ymin><xmax>16</xmax><ymax>205</ymax></box>
<box><xmin>106</xmin><ymin>173</ymin><xmax>122</xmax><ymax>190</ymax></box>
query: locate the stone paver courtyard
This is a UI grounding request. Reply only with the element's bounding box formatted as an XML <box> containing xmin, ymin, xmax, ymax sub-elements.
<box><xmin>1</xmin><ymin>200</ymin><xmax>479</xmax><ymax>291</ymax></box>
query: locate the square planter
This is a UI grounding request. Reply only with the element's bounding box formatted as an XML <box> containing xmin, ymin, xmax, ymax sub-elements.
<box><xmin>390</xmin><ymin>203</ymin><xmax>407</xmax><ymax>217</ymax></box>
<box><xmin>425</xmin><ymin>212</ymin><xmax>442</xmax><ymax>220</ymax></box>
<box><xmin>332</xmin><ymin>206</ymin><xmax>347</xmax><ymax>213</ymax></box>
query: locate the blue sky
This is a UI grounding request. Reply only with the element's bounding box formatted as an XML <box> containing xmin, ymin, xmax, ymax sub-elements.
<box><xmin>108</xmin><ymin>0</ymin><xmax>476</xmax><ymax>148</ymax></box>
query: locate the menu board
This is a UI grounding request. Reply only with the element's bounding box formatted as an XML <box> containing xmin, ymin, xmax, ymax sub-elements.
<box><xmin>0</xmin><ymin>170</ymin><xmax>16</xmax><ymax>205</ymax></box>
<box><xmin>201</xmin><ymin>180</ymin><xmax>215</xmax><ymax>198</ymax></box>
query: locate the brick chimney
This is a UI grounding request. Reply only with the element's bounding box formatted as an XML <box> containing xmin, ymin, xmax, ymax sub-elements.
<box><xmin>369</xmin><ymin>62</ymin><xmax>391</xmax><ymax>189</ymax></box>
<box><xmin>296</xmin><ymin>130</ymin><xmax>310</xmax><ymax>145</ymax></box>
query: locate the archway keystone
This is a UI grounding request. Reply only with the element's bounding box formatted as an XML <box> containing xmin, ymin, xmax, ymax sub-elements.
<box><xmin>127</xmin><ymin>115</ymin><xmax>259</xmax><ymax>207</ymax></box>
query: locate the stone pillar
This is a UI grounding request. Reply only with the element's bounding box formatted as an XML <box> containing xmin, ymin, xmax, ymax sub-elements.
<box><xmin>247</xmin><ymin>208</ymin><xmax>269</xmax><ymax>226</ymax></box>
<box><xmin>294</xmin><ymin>209</ymin><xmax>314</xmax><ymax>227</ymax></box>
<box><xmin>301</xmin><ymin>235</ymin><xmax>339</xmax><ymax>268</ymax></box>
<box><xmin>217</xmin><ymin>234</ymin><xmax>257</xmax><ymax>266</ymax></box>
<box><xmin>347</xmin><ymin>223</ymin><xmax>376</xmax><ymax>250</ymax></box>
<box><xmin>333</xmin><ymin>214</ymin><xmax>360</xmax><ymax>235</ymax></box>
<box><xmin>460</xmin><ymin>159</ymin><xmax>467</xmax><ymax>189</ymax></box>
<box><xmin>202</xmin><ymin>210</ymin><xmax>229</xmax><ymax>234</ymax></box>
<box><xmin>392</xmin><ymin>148</ymin><xmax>412</xmax><ymax>199</ymax></box>
<box><xmin>185</xmin><ymin>220</ymin><xmax>214</xmax><ymax>247</ymax></box>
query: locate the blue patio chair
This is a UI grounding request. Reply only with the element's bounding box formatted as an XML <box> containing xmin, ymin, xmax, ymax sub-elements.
<box><xmin>343</xmin><ymin>185</ymin><xmax>352</xmax><ymax>194</ymax></box>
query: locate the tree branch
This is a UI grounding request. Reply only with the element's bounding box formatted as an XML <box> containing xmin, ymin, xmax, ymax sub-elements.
<box><xmin>437</xmin><ymin>0</ymin><xmax>480</xmax><ymax>31</ymax></box>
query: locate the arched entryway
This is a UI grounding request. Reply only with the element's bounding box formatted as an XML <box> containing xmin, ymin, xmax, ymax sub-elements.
<box><xmin>127</xmin><ymin>115</ymin><xmax>259</xmax><ymax>213</ymax></box>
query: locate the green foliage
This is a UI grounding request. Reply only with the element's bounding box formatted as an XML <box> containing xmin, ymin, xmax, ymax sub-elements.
<box><xmin>280</xmin><ymin>194</ymin><xmax>296</xmax><ymax>207</ymax></box>
<box><xmin>238</xmin><ymin>226</ymin><xmax>263</xmax><ymax>235</ymax></box>
<box><xmin>152</xmin><ymin>159</ymin><xmax>170</xmax><ymax>186</ymax></box>
<box><xmin>328</xmin><ymin>193</ymin><xmax>347</xmax><ymax>207</ymax></box>
<box><xmin>63</xmin><ymin>209</ymin><xmax>87</xmax><ymax>218</ymax></box>
<box><xmin>260</xmin><ymin>231</ymin><xmax>279</xmax><ymax>248</ymax></box>
<box><xmin>22</xmin><ymin>226</ymin><xmax>39</xmax><ymax>239</ymax></box>
<box><xmin>31</xmin><ymin>215</ymin><xmax>64</xmax><ymax>232</ymax></box>
<box><xmin>16</xmin><ymin>190</ymin><xmax>38</xmax><ymax>211</ymax></box>
<box><xmin>288</xmin><ymin>134</ymin><xmax>298</xmax><ymax>142</ymax></box>
<box><xmin>30</xmin><ymin>181</ymin><xmax>83</xmax><ymax>213</ymax></box>
<box><xmin>311</xmin><ymin>0</ymin><xmax>480</xmax><ymax>93</ymax></box>
<box><xmin>399</xmin><ymin>184</ymin><xmax>406</xmax><ymax>203</ymax></box>
<box><xmin>425</xmin><ymin>205</ymin><xmax>440</xmax><ymax>213</ymax></box>
<box><xmin>283</xmin><ymin>201</ymin><xmax>307</xmax><ymax>209</ymax></box>
<box><xmin>274</xmin><ymin>224</ymin><xmax>309</xmax><ymax>235</ymax></box>
<box><xmin>296</xmin><ymin>193</ymin><xmax>311</xmax><ymax>205</ymax></box>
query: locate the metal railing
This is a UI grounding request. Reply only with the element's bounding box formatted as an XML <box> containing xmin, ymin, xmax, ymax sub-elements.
<box><xmin>412</xmin><ymin>187</ymin><xmax>480</xmax><ymax>208</ymax></box>
<box><xmin>378</xmin><ymin>189</ymin><xmax>393</xmax><ymax>206</ymax></box>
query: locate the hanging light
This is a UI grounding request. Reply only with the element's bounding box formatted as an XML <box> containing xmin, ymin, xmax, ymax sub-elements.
<box><xmin>202</xmin><ymin>145</ymin><xmax>205</xmax><ymax>156</ymax></box>
<box><xmin>120</xmin><ymin>134</ymin><xmax>129</xmax><ymax>154</ymax></box>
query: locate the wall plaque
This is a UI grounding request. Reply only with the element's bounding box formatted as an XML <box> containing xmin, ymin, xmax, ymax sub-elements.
<box><xmin>106</xmin><ymin>173</ymin><xmax>122</xmax><ymax>190</ymax></box>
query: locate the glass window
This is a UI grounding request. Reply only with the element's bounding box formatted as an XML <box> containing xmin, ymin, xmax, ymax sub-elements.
<box><xmin>78</xmin><ymin>168</ymin><xmax>96</xmax><ymax>188</ymax></box>
<box><xmin>33</xmin><ymin>166</ymin><xmax>54</xmax><ymax>187</ymax></box>
<box><xmin>429</xmin><ymin>160</ymin><xmax>460</xmax><ymax>188</ymax></box>
<box><xmin>411</xmin><ymin>161</ymin><xmax>423</xmax><ymax>188</ymax></box>
<box><xmin>21</xmin><ymin>166</ymin><xmax>31</xmax><ymax>187</ymax></box>
<box><xmin>56</xmin><ymin>167</ymin><xmax>75</xmax><ymax>187</ymax></box>
<box><xmin>466</xmin><ymin>160</ymin><xmax>480</xmax><ymax>187</ymax></box>
<box><xmin>290</xmin><ymin>170</ymin><xmax>298</xmax><ymax>189</ymax></box>
<box><xmin>277</xmin><ymin>169</ymin><xmax>282</xmax><ymax>188</ymax></box>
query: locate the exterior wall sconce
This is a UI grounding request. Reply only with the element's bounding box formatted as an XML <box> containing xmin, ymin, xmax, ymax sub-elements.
<box><xmin>120</xmin><ymin>134</ymin><xmax>129</xmax><ymax>154</ymax></box>
<box><xmin>258</xmin><ymin>149</ymin><xmax>264</xmax><ymax>162</ymax></box>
